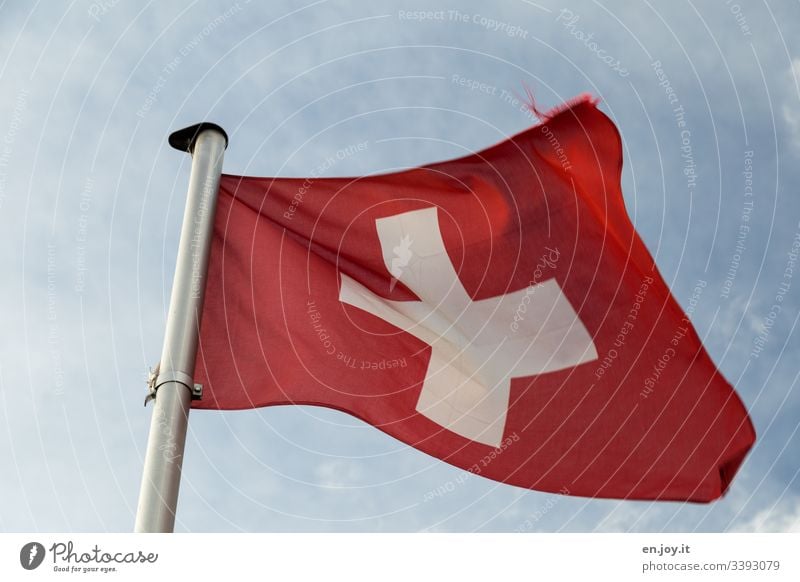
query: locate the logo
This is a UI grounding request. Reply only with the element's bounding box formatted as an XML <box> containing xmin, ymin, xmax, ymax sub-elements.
<box><xmin>20</xmin><ymin>542</ymin><xmax>45</xmax><ymax>570</ymax></box>
<box><xmin>388</xmin><ymin>233</ymin><xmax>414</xmax><ymax>292</ymax></box>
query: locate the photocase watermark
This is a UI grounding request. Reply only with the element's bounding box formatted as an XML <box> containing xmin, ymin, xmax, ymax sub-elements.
<box><xmin>20</xmin><ymin>542</ymin><xmax>45</xmax><ymax>570</ymax></box>
<box><xmin>397</xmin><ymin>9</ymin><xmax>528</xmax><ymax>39</ymax></box>
<box><xmin>422</xmin><ymin>432</ymin><xmax>520</xmax><ymax>502</ymax></box>
<box><xmin>136</xmin><ymin>2</ymin><xmax>249</xmax><ymax>118</ymax></box>
<box><xmin>684</xmin><ymin>279</ymin><xmax>706</xmax><ymax>319</ymax></box>
<box><xmin>389</xmin><ymin>234</ymin><xmax>413</xmax><ymax>291</ymax></box>
<box><xmin>450</xmin><ymin>73</ymin><xmax>499</xmax><ymax>97</ymax></box>
<box><xmin>308</xmin><ymin>299</ymin><xmax>336</xmax><ymax>356</ymax></box>
<box><xmin>20</xmin><ymin>539</ymin><xmax>158</xmax><ymax>573</ymax></box>
<box><xmin>540</xmin><ymin>124</ymin><xmax>572</xmax><ymax>171</ymax></box>
<box><xmin>307</xmin><ymin>299</ymin><xmax>408</xmax><ymax>369</ymax></box>
<box><xmin>641</xmin><ymin>280</ymin><xmax>706</xmax><ymax>399</ymax></box>
<box><xmin>555</xmin><ymin>9</ymin><xmax>628</xmax><ymax>77</ymax></box>
<box><xmin>510</xmin><ymin>246</ymin><xmax>560</xmax><ymax>334</ymax></box>
<box><xmin>189</xmin><ymin>175</ymin><xmax>216</xmax><ymax>300</ymax></box>
<box><xmin>87</xmin><ymin>0</ymin><xmax>122</xmax><ymax>21</ymax></box>
<box><xmin>155</xmin><ymin>406</ymin><xmax>181</xmax><ymax>463</ymax></box>
<box><xmin>47</xmin><ymin>244</ymin><xmax>65</xmax><ymax>396</ymax></box>
<box><xmin>337</xmin><ymin>353</ymin><xmax>407</xmax><ymax>370</ymax></box>
<box><xmin>720</xmin><ymin>150</ymin><xmax>754</xmax><ymax>299</ymax></box>
<box><xmin>284</xmin><ymin>141</ymin><xmax>369</xmax><ymax>221</ymax></box>
<box><xmin>74</xmin><ymin>175</ymin><xmax>94</xmax><ymax>295</ymax></box>
<box><xmin>397</xmin><ymin>9</ymin><xmax>447</xmax><ymax>21</ymax></box>
<box><xmin>725</xmin><ymin>0</ymin><xmax>752</xmax><ymax>37</ymax></box>
<box><xmin>513</xmin><ymin>487</ymin><xmax>571</xmax><ymax>532</ymax></box>
<box><xmin>652</xmin><ymin>60</ymin><xmax>697</xmax><ymax>194</ymax></box>
<box><xmin>751</xmin><ymin>222</ymin><xmax>800</xmax><ymax>359</ymax></box>
<box><xmin>449</xmin><ymin>74</ymin><xmax>538</xmax><ymax>122</ymax></box>
<box><xmin>0</xmin><ymin>87</ymin><xmax>28</xmax><ymax>210</ymax></box>
<box><xmin>46</xmin><ymin>540</ymin><xmax>157</xmax><ymax>574</ymax></box>
<box><xmin>594</xmin><ymin>275</ymin><xmax>653</xmax><ymax>380</ymax></box>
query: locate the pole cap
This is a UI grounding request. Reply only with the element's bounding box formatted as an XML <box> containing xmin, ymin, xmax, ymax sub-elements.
<box><xmin>168</xmin><ymin>122</ymin><xmax>228</xmax><ymax>153</ymax></box>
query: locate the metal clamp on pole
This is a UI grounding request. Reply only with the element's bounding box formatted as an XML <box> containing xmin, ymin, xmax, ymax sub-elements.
<box><xmin>134</xmin><ymin>122</ymin><xmax>228</xmax><ymax>533</ymax></box>
<box><xmin>145</xmin><ymin>363</ymin><xmax>203</xmax><ymax>406</ymax></box>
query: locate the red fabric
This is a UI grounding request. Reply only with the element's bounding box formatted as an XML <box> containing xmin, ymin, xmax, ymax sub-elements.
<box><xmin>193</xmin><ymin>97</ymin><xmax>755</xmax><ymax>502</ymax></box>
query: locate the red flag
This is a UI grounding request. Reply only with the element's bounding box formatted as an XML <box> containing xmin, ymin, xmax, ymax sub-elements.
<box><xmin>193</xmin><ymin>95</ymin><xmax>755</xmax><ymax>502</ymax></box>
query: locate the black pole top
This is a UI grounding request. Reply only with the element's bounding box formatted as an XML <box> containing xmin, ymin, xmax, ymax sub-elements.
<box><xmin>168</xmin><ymin>122</ymin><xmax>228</xmax><ymax>153</ymax></box>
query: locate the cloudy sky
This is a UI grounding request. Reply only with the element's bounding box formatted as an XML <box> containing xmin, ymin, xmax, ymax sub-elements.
<box><xmin>0</xmin><ymin>0</ymin><xmax>798</xmax><ymax>532</ymax></box>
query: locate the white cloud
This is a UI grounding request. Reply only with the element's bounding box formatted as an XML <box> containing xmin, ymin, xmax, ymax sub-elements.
<box><xmin>733</xmin><ymin>497</ymin><xmax>800</xmax><ymax>532</ymax></box>
<box><xmin>314</xmin><ymin>459</ymin><xmax>364</xmax><ymax>488</ymax></box>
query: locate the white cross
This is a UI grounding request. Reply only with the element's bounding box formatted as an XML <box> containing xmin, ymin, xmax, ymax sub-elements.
<box><xmin>339</xmin><ymin>207</ymin><xmax>597</xmax><ymax>447</ymax></box>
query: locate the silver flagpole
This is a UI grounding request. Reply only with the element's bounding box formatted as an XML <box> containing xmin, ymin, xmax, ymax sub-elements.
<box><xmin>135</xmin><ymin>123</ymin><xmax>228</xmax><ymax>533</ymax></box>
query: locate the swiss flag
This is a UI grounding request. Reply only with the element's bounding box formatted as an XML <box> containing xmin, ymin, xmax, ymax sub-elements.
<box><xmin>193</xmin><ymin>96</ymin><xmax>755</xmax><ymax>502</ymax></box>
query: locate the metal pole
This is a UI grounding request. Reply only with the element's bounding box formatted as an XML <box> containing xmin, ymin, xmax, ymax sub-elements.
<box><xmin>135</xmin><ymin>123</ymin><xmax>228</xmax><ymax>533</ymax></box>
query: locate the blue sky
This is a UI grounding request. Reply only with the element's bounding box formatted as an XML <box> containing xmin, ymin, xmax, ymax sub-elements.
<box><xmin>0</xmin><ymin>0</ymin><xmax>798</xmax><ymax>532</ymax></box>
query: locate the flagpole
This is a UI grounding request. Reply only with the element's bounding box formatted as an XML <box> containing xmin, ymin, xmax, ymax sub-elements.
<box><xmin>134</xmin><ymin>122</ymin><xmax>228</xmax><ymax>533</ymax></box>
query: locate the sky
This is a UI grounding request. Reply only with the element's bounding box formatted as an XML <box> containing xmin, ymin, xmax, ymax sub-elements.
<box><xmin>0</xmin><ymin>0</ymin><xmax>798</xmax><ymax>532</ymax></box>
